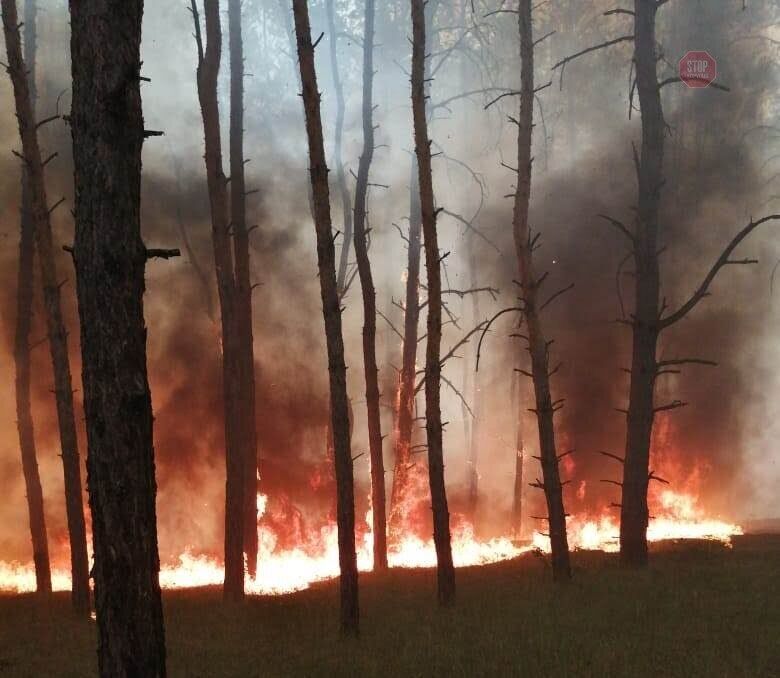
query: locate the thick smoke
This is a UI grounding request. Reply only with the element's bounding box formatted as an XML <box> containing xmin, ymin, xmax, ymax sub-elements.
<box><xmin>0</xmin><ymin>0</ymin><xmax>778</xmax><ymax>565</ymax></box>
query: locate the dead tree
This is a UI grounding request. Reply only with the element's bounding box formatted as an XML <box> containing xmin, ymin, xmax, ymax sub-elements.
<box><xmin>228</xmin><ymin>0</ymin><xmax>259</xmax><ymax>581</ymax></box>
<box><xmin>510</xmin><ymin>0</ymin><xmax>571</xmax><ymax>579</ymax></box>
<box><xmin>191</xmin><ymin>0</ymin><xmax>245</xmax><ymax>600</ymax></box>
<box><xmin>512</xmin><ymin>371</ymin><xmax>525</xmax><ymax>538</ymax></box>
<box><xmin>554</xmin><ymin>0</ymin><xmax>779</xmax><ymax>567</ymax></box>
<box><xmin>352</xmin><ymin>0</ymin><xmax>387</xmax><ymax>571</ymax></box>
<box><xmin>2</xmin><ymin>0</ymin><xmax>51</xmax><ymax>601</ymax></box>
<box><xmin>293</xmin><ymin>0</ymin><xmax>359</xmax><ymax>636</ymax></box>
<box><xmin>411</xmin><ymin>0</ymin><xmax>456</xmax><ymax>606</ymax></box>
<box><xmin>69</xmin><ymin>0</ymin><xmax>167</xmax><ymax>673</ymax></box>
<box><xmin>3</xmin><ymin>0</ymin><xmax>91</xmax><ymax>615</ymax></box>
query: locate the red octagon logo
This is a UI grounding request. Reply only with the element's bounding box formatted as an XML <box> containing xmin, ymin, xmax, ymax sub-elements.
<box><xmin>679</xmin><ymin>50</ymin><xmax>717</xmax><ymax>88</ymax></box>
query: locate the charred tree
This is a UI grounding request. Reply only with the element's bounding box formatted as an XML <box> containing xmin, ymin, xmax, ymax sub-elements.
<box><xmin>511</xmin><ymin>372</ymin><xmax>525</xmax><ymax>537</ymax></box>
<box><xmin>352</xmin><ymin>0</ymin><xmax>387</xmax><ymax>571</ymax></box>
<box><xmin>2</xmin><ymin>0</ymin><xmax>91</xmax><ymax>615</ymax></box>
<box><xmin>293</xmin><ymin>0</ymin><xmax>359</xmax><ymax>635</ymax></box>
<box><xmin>512</xmin><ymin>0</ymin><xmax>570</xmax><ymax>580</ymax></box>
<box><xmin>3</xmin><ymin>0</ymin><xmax>51</xmax><ymax>600</ymax></box>
<box><xmin>69</xmin><ymin>0</ymin><xmax>167</xmax><ymax>673</ymax></box>
<box><xmin>228</xmin><ymin>0</ymin><xmax>259</xmax><ymax>581</ymax></box>
<box><xmin>410</xmin><ymin>0</ymin><xmax>456</xmax><ymax>606</ymax></box>
<box><xmin>191</xmin><ymin>0</ymin><xmax>245</xmax><ymax>600</ymax></box>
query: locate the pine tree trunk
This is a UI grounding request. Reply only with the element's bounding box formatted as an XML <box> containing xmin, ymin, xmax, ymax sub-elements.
<box><xmin>620</xmin><ymin>0</ymin><xmax>664</xmax><ymax>568</ymax></box>
<box><xmin>513</xmin><ymin>0</ymin><xmax>571</xmax><ymax>581</ymax></box>
<box><xmin>352</xmin><ymin>0</ymin><xmax>387</xmax><ymax>572</ymax></box>
<box><xmin>228</xmin><ymin>0</ymin><xmax>259</xmax><ymax>581</ymax></box>
<box><xmin>466</xmin><ymin>245</ymin><xmax>480</xmax><ymax>520</ymax></box>
<box><xmin>512</xmin><ymin>372</ymin><xmax>525</xmax><ymax>537</ymax></box>
<box><xmin>69</xmin><ymin>0</ymin><xmax>167</xmax><ymax>673</ymax></box>
<box><xmin>3</xmin><ymin>0</ymin><xmax>51</xmax><ymax>601</ymax></box>
<box><xmin>292</xmin><ymin>0</ymin><xmax>359</xmax><ymax>635</ymax></box>
<box><xmin>388</xmin><ymin>163</ymin><xmax>422</xmax><ymax>538</ymax></box>
<box><xmin>191</xmin><ymin>0</ymin><xmax>245</xmax><ymax>601</ymax></box>
<box><xmin>411</xmin><ymin>0</ymin><xmax>455</xmax><ymax>606</ymax></box>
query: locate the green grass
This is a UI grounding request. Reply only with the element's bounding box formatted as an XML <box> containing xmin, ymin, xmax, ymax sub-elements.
<box><xmin>1</xmin><ymin>537</ymin><xmax>779</xmax><ymax>677</ymax></box>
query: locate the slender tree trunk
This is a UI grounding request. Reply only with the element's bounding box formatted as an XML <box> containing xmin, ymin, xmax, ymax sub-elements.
<box><xmin>466</xmin><ymin>245</ymin><xmax>480</xmax><ymax>519</ymax></box>
<box><xmin>513</xmin><ymin>0</ymin><xmax>570</xmax><ymax>581</ymax></box>
<box><xmin>326</xmin><ymin>0</ymin><xmax>353</xmax><ymax>295</ymax></box>
<box><xmin>411</xmin><ymin>0</ymin><xmax>455</xmax><ymax>606</ymax></box>
<box><xmin>6</xmin><ymin>0</ymin><xmax>92</xmax><ymax>615</ymax></box>
<box><xmin>69</xmin><ymin>0</ymin><xmax>167</xmax><ymax>673</ymax></box>
<box><xmin>228</xmin><ymin>0</ymin><xmax>259</xmax><ymax>581</ymax></box>
<box><xmin>352</xmin><ymin>0</ymin><xmax>387</xmax><ymax>572</ymax></box>
<box><xmin>3</xmin><ymin>0</ymin><xmax>51</xmax><ymax>600</ymax></box>
<box><xmin>388</xmin><ymin>163</ymin><xmax>422</xmax><ymax>538</ymax></box>
<box><xmin>620</xmin><ymin>0</ymin><xmax>663</xmax><ymax>568</ymax></box>
<box><xmin>512</xmin><ymin>371</ymin><xmax>525</xmax><ymax>537</ymax></box>
<box><xmin>293</xmin><ymin>0</ymin><xmax>359</xmax><ymax>636</ymax></box>
<box><xmin>191</xmin><ymin>0</ymin><xmax>245</xmax><ymax>601</ymax></box>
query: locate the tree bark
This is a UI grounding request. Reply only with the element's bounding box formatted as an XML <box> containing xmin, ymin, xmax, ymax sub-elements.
<box><xmin>228</xmin><ymin>0</ymin><xmax>259</xmax><ymax>581</ymax></box>
<box><xmin>619</xmin><ymin>0</ymin><xmax>664</xmax><ymax>568</ymax></box>
<box><xmin>352</xmin><ymin>0</ymin><xmax>387</xmax><ymax>572</ymax></box>
<box><xmin>292</xmin><ymin>0</ymin><xmax>359</xmax><ymax>636</ymax></box>
<box><xmin>68</xmin><ymin>0</ymin><xmax>167</xmax><ymax>673</ymax></box>
<box><xmin>191</xmin><ymin>0</ymin><xmax>245</xmax><ymax>600</ymax></box>
<box><xmin>513</xmin><ymin>0</ymin><xmax>571</xmax><ymax>580</ymax></box>
<box><xmin>512</xmin><ymin>372</ymin><xmax>525</xmax><ymax>537</ymax></box>
<box><xmin>3</xmin><ymin>0</ymin><xmax>51</xmax><ymax>601</ymax></box>
<box><xmin>411</xmin><ymin>0</ymin><xmax>455</xmax><ymax>606</ymax></box>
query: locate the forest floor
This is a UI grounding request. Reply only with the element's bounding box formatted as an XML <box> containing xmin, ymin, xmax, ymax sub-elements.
<box><xmin>1</xmin><ymin>535</ymin><xmax>779</xmax><ymax>677</ymax></box>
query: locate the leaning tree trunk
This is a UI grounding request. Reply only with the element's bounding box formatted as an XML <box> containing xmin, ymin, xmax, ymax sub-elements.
<box><xmin>191</xmin><ymin>0</ymin><xmax>245</xmax><ymax>600</ymax></box>
<box><xmin>619</xmin><ymin>0</ymin><xmax>664</xmax><ymax>568</ymax></box>
<box><xmin>228</xmin><ymin>0</ymin><xmax>259</xmax><ymax>581</ymax></box>
<box><xmin>5</xmin><ymin>0</ymin><xmax>91</xmax><ymax>615</ymax></box>
<box><xmin>513</xmin><ymin>0</ymin><xmax>570</xmax><ymax>580</ymax></box>
<box><xmin>352</xmin><ymin>0</ymin><xmax>387</xmax><ymax>571</ymax></box>
<box><xmin>69</xmin><ymin>0</ymin><xmax>167</xmax><ymax>674</ymax></box>
<box><xmin>410</xmin><ymin>0</ymin><xmax>455</xmax><ymax>606</ymax></box>
<box><xmin>3</xmin><ymin>0</ymin><xmax>51</xmax><ymax>600</ymax></box>
<box><xmin>293</xmin><ymin>0</ymin><xmax>359</xmax><ymax>636</ymax></box>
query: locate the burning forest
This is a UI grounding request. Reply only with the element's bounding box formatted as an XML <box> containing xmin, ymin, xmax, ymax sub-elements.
<box><xmin>0</xmin><ymin>0</ymin><xmax>779</xmax><ymax>676</ymax></box>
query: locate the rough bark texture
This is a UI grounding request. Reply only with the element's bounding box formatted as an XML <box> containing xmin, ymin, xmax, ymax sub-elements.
<box><xmin>5</xmin><ymin>0</ymin><xmax>90</xmax><ymax>615</ymax></box>
<box><xmin>326</xmin><ymin>0</ymin><xmax>353</xmax><ymax>295</ymax></box>
<box><xmin>352</xmin><ymin>0</ymin><xmax>387</xmax><ymax>572</ymax></box>
<box><xmin>228</xmin><ymin>0</ymin><xmax>259</xmax><ymax>581</ymax></box>
<box><xmin>3</xmin><ymin>0</ymin><xmax>51</xmax><ymax>600</ymax></box>
<box><xmin>619</xmin><ymin>0</ymin><xmax>664</xmax><ymax>569</ymax></box>
<box><xmin>411</xmin><ymin>0</ymin><xmax>456</xmax><ymax>606</ymax></box>
<box><xmin>68</xmin><ymin>0</ymin><xmax>167</xmax><ymax>673</ymax></box>
<box><xmin>293</xmin><ymin>0</ymin><xmax>359</xmax><ymax>635</ymax></box>
<box><xmin>513</xmin><ymin>0</ymin><xmax>571</xmax><ymax>580</ymax></box>
<box><xmin>512</xmin><ymin>372</ymin><xmax>525</xmax><ymax>537</ymax></box>
<box><xmin>191</xmin><ymin>0</ymin><xmax>245</xmax><ymax>600</ymax></box>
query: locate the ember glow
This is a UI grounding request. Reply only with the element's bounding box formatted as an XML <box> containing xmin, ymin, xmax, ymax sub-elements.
<box><xmin>0</xmin><ymin>487</ymin><xmax>741</xmax><ymax>596</ymax></box>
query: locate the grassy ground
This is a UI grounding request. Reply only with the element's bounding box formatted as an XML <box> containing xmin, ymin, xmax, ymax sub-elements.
<box><xmin>1</xmin><ymin>537</ymin><xmax>779</xmax><ymax>677</ymax></box>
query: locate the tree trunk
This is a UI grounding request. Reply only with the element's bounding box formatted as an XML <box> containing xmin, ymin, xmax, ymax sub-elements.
<box><xmin>466</xmin><ymin>245</ymin><xmax>480</xmax><ymax>520</ymax></box>
<box><xmin>228</xmin><ymin>0</ymin><xmax>259</xmax><ymax>581</ymax></box>
<box><xmin>620</xmin><ymin>0</ymin><xmax>664</xmax><ymax>568</ymax></box>
<box><xmin>69</xmin><ymin>0</ymin><xmax>167</xmax><ymax>673</ymax></box>
<box><xmin>191</xmin><ymin>0</ymin><xmax>245</xmax><ymax>601</ymax></box>
<box><xmin>512</xmin><ymin>372</ymin><xmax>525</xmax><ymax>537</ymax></box>
<box><xmin>352</xmin><ymin>0</ymin><xmax>387</xmax><ymax>572</ymax></box>
<box><xmin>3</xmin><ymin>0</ymin><xmax>51</xmax><ymax>601</ymax></box>
<box><xmin>388</xmin><ymin>162</ymin><xmax>422</xmax><ymax>539</ymax></box>
<box><xmin>411</xmin><ymin>0</ymin><xmax>455</xmax><ymax>606</ymax></box>
<box><xmin>326</xmin><ymin>0</ymin><xmax>353</xmax><ymax>295</ymax></box>
<box><xmin>513</xmin><ymin>0</ymin><xmax>571</xmax><ymax>581</ymax></box>
<box><xmin>292</xmin><ymin>0</ymin><xmax>359</xmax><ymax>636</ymax></box>
<box><xmin>6</xmin><ymin>0</ymin><xmax>92</xmax><ymax>616</ymax></box>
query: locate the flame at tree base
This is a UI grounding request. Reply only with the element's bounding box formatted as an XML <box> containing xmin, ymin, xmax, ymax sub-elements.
<box><xmin>0</xmin><ymin>489</ymin><xmax>742</xmax><ymax>596</ymax></box>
